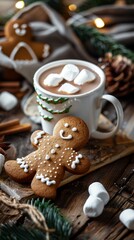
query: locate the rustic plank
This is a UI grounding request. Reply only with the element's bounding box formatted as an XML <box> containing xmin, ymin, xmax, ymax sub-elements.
<box><xmin>61</xmin><ymin>125</ymin><xmax>134</xmax><ymax>186</ymax></box>
<box><xmin>0</xmin><ymin>92</ymin><xmax>134</xmax><ymax>239</ymax></box>
<box><xmin>0</xmin><ymin>190</ymin><xmax>21</xmax><ymax>224</ymax></box>
<box><xmin>0</xmin><ymin>179</ymin><xmax>34</xmax><ymax>201</ymax></box>
<box><xmin>0</xmin><ymin>115</ymin><xmax>134</xmax><ymax>202</ymax></box>
<box><xmin>72</xmin><ymin>191</ymin><xmax>133</xmax><ymax>239</ymax></box>
<box><xmin>68</xmin><ymin>157</ymin><xmax>134</xmax><ymax>238</ymax></box>
<box><xmin>120</xmin><ymin>232</ymin><xmax>134</xmax><ymax>240</ymax></box>
<box><xmin>55</xmin><ymin>155</ymin><xmax>131</xmax><ymax>233</ymax></box>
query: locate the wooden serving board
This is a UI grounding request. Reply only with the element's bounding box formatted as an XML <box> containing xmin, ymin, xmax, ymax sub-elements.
<box><xmin>0</xmin><ymin>115</ymin><xmax>134</xmax><ymax>201</ymax></box>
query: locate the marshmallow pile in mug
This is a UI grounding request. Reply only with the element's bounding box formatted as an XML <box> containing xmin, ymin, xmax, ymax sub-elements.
<box><xmin>43</xmin><ymin>64</ymin><xmax>96</xmax><ymax>94</ymax></box>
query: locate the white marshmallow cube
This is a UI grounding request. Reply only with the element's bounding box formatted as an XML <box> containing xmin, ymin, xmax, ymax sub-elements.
<box><xmin>83</xmin><ymin>195</ymin><xmax>104</xmax><ymax>218</ymax></box>
<box><xmin>0</xmin><ymin>91</ymin><xmax>18</xmax><ymax>111</ymax></box>
<box><xmin>44</xmin><ymin>73</ymin><xmax>63</xmax><ymax>87</ymax></box>
<box><xmin>74</xmin><ymin>69</ymin><xmax>96</xmax><ymax>85</ymax></box>
<box><xmin>60</xmin><ymin>64</ymin><xmax>79</xmax><ymax>81</ymax></box>
<box><xmin>58</xmin><ymin>83</ymin><xmax>80</xmax><ymax>94</ymax></box>
<box><xmin>0</xmin><ymin>154</ymin><xmax>5</xmax><ymax>174</ymax></box>
<box><xmin>119</xmin><ymin>209</ymin><xmax>134</xmax><ymax>230</ymax></box>
<box><xmin>88</xmin><ymin>182</ymin><xmax>110</xmax><ymax>205</ymax></box>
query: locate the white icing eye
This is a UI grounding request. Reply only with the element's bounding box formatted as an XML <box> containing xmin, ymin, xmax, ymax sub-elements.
<box><xmin>21</xmin><ymin>24</ymin><xmax>27</xmax><ymax>29</ymax></box>
<box><xmin>13</xmin><ymin>23</ymin><xmax>19</xmax><ymax>29</ymax></box>
<box><xmin>72</xmin><ymin>127</ymin><xmax>77</xmax><ymax>132</ymax></box>
<box><xmin>64</xmin><ymin>123</ymin><xmax>69</xmax><ymax>128</ymax></box>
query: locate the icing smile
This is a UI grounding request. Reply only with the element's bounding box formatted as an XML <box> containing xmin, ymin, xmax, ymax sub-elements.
<box><xmin>60</xmin><ymin>130</ymin><xmax>73</xmax><ymax>140</ymax></box>
<box><xmin>15</xmin><ymin>28</ymin><xmax>26</xmax><ymax>36</ymax></box>
<box><xmin>13</xmin><ymin>23</ymin><xmax>27</xmax><ymax>37</ymax></box>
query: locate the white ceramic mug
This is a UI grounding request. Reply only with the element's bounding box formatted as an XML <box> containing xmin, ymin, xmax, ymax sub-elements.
<box><xmin>33</xmin><ymin>59</ymin><xmax>123</xmax><ymax>139</ymax></box>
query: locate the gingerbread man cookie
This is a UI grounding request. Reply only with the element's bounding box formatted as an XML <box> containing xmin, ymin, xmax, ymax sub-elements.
<box><xmin>0</xmin><ymin>19</ymin><xmax>50</xmax><ymax>62</ymax></box>
<box><xmin>4</xmin><ymin>116</ymin><xmax>90</xmax><ymax>199</ymax></box>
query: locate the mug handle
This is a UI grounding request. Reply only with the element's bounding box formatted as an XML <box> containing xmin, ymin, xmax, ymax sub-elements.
<box><xmin>91</xmin><ymin>94</ymin><xmax>124</xmax><ymax>139</ymax></box>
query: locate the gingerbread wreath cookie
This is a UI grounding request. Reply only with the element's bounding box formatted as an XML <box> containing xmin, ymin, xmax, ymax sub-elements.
<box><xmin>4</xmin><ymin>116</ymin><xmax>90</xmax><ymax>199</ymax></box>
<box><xmin>0</xmin><ymin>19</ymin><xmax>50</xmax><ymax>62</ymax></box>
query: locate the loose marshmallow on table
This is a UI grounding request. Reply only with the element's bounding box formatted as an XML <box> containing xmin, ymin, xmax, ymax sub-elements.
<box><xmin>74</xmin><ymin>69</ymin><xmax>96</xmax><ymax>85</ymax></box>
<box><xmin>88</xmin><ymin>182</ymin><xmax>110</xmax><ymax>205</ymax></box>
<box><xmin>0</xmin><ymin>91</ymin><xmax>18</xmax><ymax>111</ymax></box>
<box><xmin>43</xmin><ymin>73</ymin><xmax>63</xmax><ymax>87</ymax></box>
<box><xmin>83</xmin><ymin>195</ymin><xmax>104</xmax><ymax>217</ymax></box>
<box><xmin>58</xmin><ymin>83</ymin><xmax>80</xmax><ymax>94</ymax></box>
<box><xmin>119</xmin><ymin>209</ymin><xmax>134</xmax><ymax>230</ymax></box>
<box><xmin>0</xmin><ymin>154</ymin><xmax>5</xmax><ymax>174</ymax></box>
<box><xmin>60</xmin><ymin>64</ymin><xmax>79</xmax><ymax>81</ymax></box>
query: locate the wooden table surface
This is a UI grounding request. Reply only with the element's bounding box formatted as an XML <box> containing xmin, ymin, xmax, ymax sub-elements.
<box><xmin>0</xmin><ymin>88</ymin><xmax>134</xmax><ymax>240</ymax></box>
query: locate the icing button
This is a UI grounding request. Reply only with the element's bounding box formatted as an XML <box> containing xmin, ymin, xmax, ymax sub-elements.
<box><xmin>45</xmin><ymin>155</ymin><xmax>50</xmax><ymax>160</ymax></box>
<box><xmin>51</xmin><ymin>149</ymin><xmax>56</xmax><ymax>154</ymax></box>
<box><xmin>55</xmin><ymin>144</ymin><xmax>60</xmax><ymax>148</ymax></box>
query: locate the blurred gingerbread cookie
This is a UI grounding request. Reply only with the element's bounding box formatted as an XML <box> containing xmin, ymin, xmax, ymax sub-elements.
<box><xmin>0</xmin><ymin>19</ymin><xmax>50</xmax><ymax>62</ymax></box>
<box><xmin>4</xmin><ymin>116</ymin><xmax>90</xmax><ymax>199</ymax></box>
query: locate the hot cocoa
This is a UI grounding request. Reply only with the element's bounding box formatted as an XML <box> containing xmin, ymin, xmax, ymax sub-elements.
<box><xmin>39</xmin><ymin>64</ymin><xmax>101</xmax><ymax>96</ymax></box>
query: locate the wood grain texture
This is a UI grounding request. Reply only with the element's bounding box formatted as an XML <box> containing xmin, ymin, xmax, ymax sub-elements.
<box><xmin>0</xmin><ymin>91</ymin><xmax>134</xmax><ymax>240</ymax></box>
<box><xmin>0</xmin><ymin>115</ymin><xmax>134</xmax><ymax>201</ymax></box>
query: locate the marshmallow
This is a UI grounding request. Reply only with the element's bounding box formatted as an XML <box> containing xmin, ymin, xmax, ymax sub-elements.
<box><xmin>119</xmin><ymin>209</ymin><xmax>134</xmax><ymax>230</ymax></box>
<box><xmin>74</xmin><ymin>69</ymin><xmax>96</xmax><ymax>85</ymax></box>
<box><xmin>60</xmin><ymin>64</ymin><xmax>79</xmax><ymax>81</ymax></box>
<box><xmin>88</xmin><ymin>182</ymin><xmax>110</xmax><ymax>205</ymax></box>
<box><xmin>83</xmin><ymin>195</ymin><xmax>104</xmax><ymax>217</ymax></box>
<box><xmin>58</xmin><ymin>83</ymin><xmax>80</xmax><ymax>94</ymax></box>
<box><xmin>43</xmin><ymin>73</ymin><xmax>63</xmax><ymax>87</ymax></box>
<box><xmin>0</xmin><ymin>91</ymin><xmax>18</xmax><ymax>111</ymax></box>
<box><xmin>0</xmin><ymin>154</ymin><xmax>5</xmax><ymax>174</ymax></box>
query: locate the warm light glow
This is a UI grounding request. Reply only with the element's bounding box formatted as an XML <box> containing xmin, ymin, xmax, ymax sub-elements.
<box><xmin>94</xmin><ymin>18</ymin><xmax>105</xmax><ymax>28</ymax></box>
<box><xmin>15</xmin><ymin>1</ymin><xmax>25</xmax><ymax>9</ymax></box>
<box><xmin>68</xmin><ymin>4</ymin><xmax>77</xmax><ymax>11</ymax></box>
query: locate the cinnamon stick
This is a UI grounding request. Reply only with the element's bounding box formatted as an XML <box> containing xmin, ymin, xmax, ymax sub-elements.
<box><xmin>0</xmin><ymin>119</ymin><xmax>20</xmax><ymax>130</ymax></box>
<box><xmin>0</xmin><ymin>123</ymin><xmax>31</xmax><ymax>136</ymax></box>
<box><xmin>15</xmin><ymin>92</ymin><xmax>27</xmax><ymax>99</ymax></box>
<box><xmin>0</xmin><ymin>87</ymin><xmax>21</xmax><ymax>93</ymax></box>
<box><xmin>0</xmin><ymin>81</ymin><xmax>21</xmax><ymax>88</ymax></box>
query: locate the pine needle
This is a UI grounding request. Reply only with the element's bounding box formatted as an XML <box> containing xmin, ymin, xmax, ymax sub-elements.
<box><xmin>73</xmin><ymin>25</ymin><xmax>134</xmax><ymax>62</ymax></box>
<box><xmin>29</xmin><ymin>198</ymin><xmax>72</xmax><ymax>240</ymax></box>
<box><xmin>0</xmin><ymin>194</ymin><xmax>72</xmax><ymax>240</ymax></box>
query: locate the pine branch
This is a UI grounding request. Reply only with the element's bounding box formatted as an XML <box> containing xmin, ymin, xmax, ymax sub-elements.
<box><xmin>24</xmin><ymin>0</ymin><xmax>69</xmax><ymax>19</ymax></box>
<box><xmin>0</xmin><ymin>195</ymin><xmax>72</xmax><ymax>240</ymax></box>
<box><xmin>77</xmin><ymin>0</ymin><xmax>115</xmax><ymax>12</ymax></box>
<box><xmin>29</xmin><ymin>198</ymin><xmax>72</xmax><ymax>240</ymax></box>
<box><xmin>0</xmin><ymin>224</ymin><xmax>45</xmax><ymax>240</ymax></box>
<box><xmin>73</xmin><ymin>25</ymin><xmax>134</xmax><ymax>62</ymax></box>
<box><xmin>77</xmin><ymin>0</ymin><xmax>134</xmax><ymax>12</ymax></box>
<box><xmin>126</xmin><ymin>0</ymin><xmax>134</xmax><ymax>3</ymax></box>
